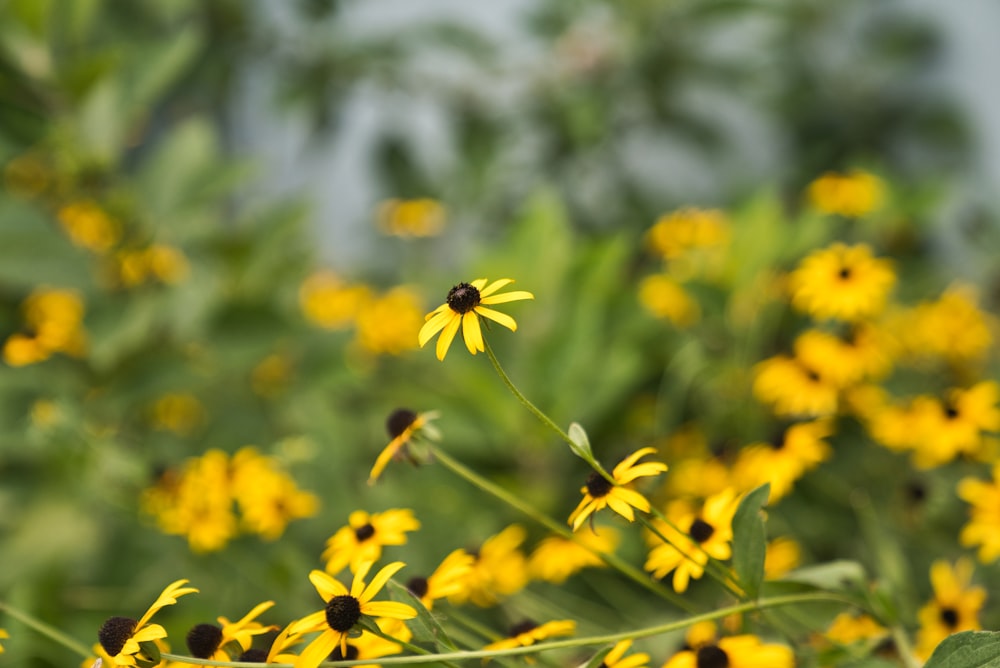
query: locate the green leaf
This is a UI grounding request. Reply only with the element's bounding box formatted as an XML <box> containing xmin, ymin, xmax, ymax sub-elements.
<box><xmin>775</xmin><ymin>560</ymin><xmax>868</xmax><ymax>591</ymax></box>
<box><xmin>924</xmin><ymin>631</ymin><xmax>1000</xmax><ymax>668</ymax></box>
<box><xmin>385</xmin><ymin>579</ymin><xmax>459</xmax><ymax>652</ymax></box>
<box><xmin>567</xmin><ymin>422</ymin><xmax>593</xmax><ymax>461</ymax></box>
<box><xmin>575</xmin><ymin>644</ymin><xmax>613</xmax><ymax>668</ymax></box>
<box><xmin>731</xmin><ymin>483</ymin><xmax>769</xmax><ymax>599</ymax></box>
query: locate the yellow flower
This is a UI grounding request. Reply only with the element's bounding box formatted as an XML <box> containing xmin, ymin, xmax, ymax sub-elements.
<box><xmin>184</xmin><ymin>601</ymin><xmax>277</xmax><ymax>660</ymax></box>
<box><xmin>644</xmin><ymin>489</ymin><xmax>741</xmax><ymax>593</ymax></box>
<box><xmin>529</xmin><ymin>526</ymin><xmax>619</xmax><ymax>583</ymax></box>
<box><xmin>646</xmin><ymin>208</ymin><xmax>730</xmax><ymax>260</ymax></box>
<box><xmin>404</xmin><ymin>548</ymin><xmax>475</xmax><ymax>611</ymax></box>
<box><xmin>806</xmin><ymin>170</ymin><xmax>885</xmax><ymax>217</ymax></box>
<box><xmin>914</xmin><ymin>559</ymin><xmax>986</xmax><ymax>660</ymax></box>
<box><xmin>823</xmin><ymin>612</ymin><xmax>887</xmax><ymax>646</ymax></box>
<box><xmin>638</xmin><ymin>274</ymin><xmax>700</xmax><ymax>327</ymax></box>
<box><xmin>323</xmin><ymin>509</ymin><xmax>420</xmax><ymax>575</ymax></box>
<box><xmin>299</xmin><ymin>271</ymin><xmax>371</xmax><ymax>330</ymax></box>
<box><xmin>958</xmin><ymin>462</ymin><xmax>1000</xmax><ymax>562</ymax></box>
<box><xmin>368</xmin><ymin>409</ymin><xmax>440</xmax><ymax>485</ymax></box>
<box><xmin>568</xmin><ymin>447</ymin><xmax>667</xmax><ymax>531</ymax></box>
<box><xmin>908</xmin><ymin>284</ymin><xmax>994</xmax><ymax>362</ymax></box>
<box><xmin>910</xmin><ymin>382</ymin><xmax>1000</xmax><ymax>469</ymax></box>
<box><xmin>354</xmin><ymin>286</ymin><xmax>425</xmax><ymax>355</ymax></box>
<box><xmin>483</xmin><ymin>619</ymin><xmax>576</xmax><ymax>652</ymax></box>
<box><xmin>449</xmin><ymin>524</ymin><xmax>529</xmax><ymax>607</ymax></box>
<box><xmin>752</xmin><ymin>355</ymin><xmax>838</xmax><ymax>417</ymax></box>
<box><xmin>98</xmin><ymin>580</ymin><xmax>199</xmax><ymax>666</ymax></box>
<box><xmin>289</xmin><ymin>561</ymin><xmax>417</xmax><ymax>668</ymax></box>
<box><xmin>231</xmin><ymin>447</ymin><xmax>319</xmax><ymax>540</ymax></box>
<box><xmin>57</xmin><ymin>200</ymin><xmax>121</xmax><ymax>253</ymax></box>
<box><xmin>731</xmin><ymin>420</ymin><xmax>833</xmax><ymax>501</ymax></box>
<box><xmin>662</xmin><ymin>626</ymin><xmax>794</xmax><ymax>668</ymax></box>
<box><xmin>418</xmin><ymin>278</ymin><xmax>534</xmax><ymax>360</ymax></box>
<box><xmin>4</xmin><ymin>288</ymin><xmax>89</xmax><ymax>365</ymax></box>
<box><xmin>0</xmin><ymin>628</ymin><xmax>7</xmax><ymax>654</ymax></box>
<box><xmin>377</xmin><ymin>198</ymin><xmax>446</xmax><ymax>237</ymax></box>
<box><xmin>788</xmin><ymin>243</ymin><xmax>895</xmax><ymax>321</ymax></box>
<box><xmin>600</xmin><ymin>639</ymin><xmax>650</xmax><ymax>668</ymax></box>
<box><xmin>792</xmin><ymin>326</ymin><xmax>894</xmax><ymax>388</ymax></box>
<box><xmin>327</xmin><ymin>616</ymin><xmax>413</xmax><ymax>665</ymax></box>
<box><xmin>763</xmin><ymin>537</ymin><xmax>801</xmax><ymax>580</ymax></box>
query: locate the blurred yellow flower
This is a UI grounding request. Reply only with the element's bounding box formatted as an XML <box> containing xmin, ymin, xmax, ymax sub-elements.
<box><xmin>483</xmin><ymin>619</ymin><xmax>576</xmax><ymax>652</ymax></box>
<box><xmin>376</xmin><ymin>197</ymin><xmax>446</xmax><ymax>237</ymax></box>
<box><xmin>910</xmin><ymin>382</ymin><xmax>1000</xmax><ymax>469</ymax></box>
<box><xmin>599</xmin><ymin>639</ymin><xmax>650</xmax><ymax>668</ymax></box>
<box><xmin>792</xmin><ymin>325</ymin><xmax>894</xmax><ymax>389</ymax></box>
<box><xmin>528</xmin><ymin>526</ymin><xmax>619</xmax><ymax>583</ymax></box>
<box><xmin>823</xmin><ymin>612</ymin><xmax>887</xmax><ymax>646</ymax></box>
<box><xmin>731</xmin><ymin>420</ymin><xmax>833</xmax><ymax>501</ymax></box>
<box><xmin>807</xmin><ymin>170</ymin><xmax>886</xmax><ymax>217</ymax></box>
<box><xmin>638</xmin><ymin>274</ymin><xmax>700</xmax><ymax>327</ymax></box>
<box><xmin>322</xmin><ymin>508</ymin><xmax>420</xmax><ymax>575</ymax></box>
<box><xmin>419</xmin><ymin>278</ymin><xmax>534</xmax><ymax>360</ymax></box>
<box><xmin>404</xmin><ymin>548</ymin><xmax>475</xmax><ymax>611</ymax></box>
<box><xmin>231</xmin><ymin>447</ymin><xmax>319</xmax><ymax>541</ymax></box>
<box><xmin>646</xmin><ymin>208</ymin><xmax>730</xmax><ymax>260</ymax></box>
<box><xmin>764</xmin><ymin>536</ymin><xmax>801</xmax><ymax>580</ymax></box>
<box><xmin>354</xmin><ymin>286</ymin><xmax>424</xmax><ymax>355</ymax></box>
<box><xmin>753</xmin><ymin>354</ymin><xmax>839</xmax><ymax>417</ymax></box>
<box><xmin>449</xmin><ymin>524</ymin><xmax>529</xmax><ymax>607</ymax></box>
<box><xmin>3</xmin><ymin>288</ymin><xmax>88</xmax><ymax>366</ymax></box>
<box><xmin>0</xmin><ymin>628</ymin><xmax>7</xmax><ymax>654</ymax></box>
<box><xmin>369</xmin><ymin>408</ymin><xmax>440</xmax><ymax>485</ymax></box>
<box><xmin>57</xmin><ymin>200</ymin><xmax>121</xmax><ymax>253</ymax></box>
<box><xmin>908</xmin><ymin>284</ymin><xmax>994</xmax><ymax>362</ymax></box>
<box><xmin>662</xmin><ymin>625</ymin><xmax>794</xmax><ymax>668</ymax></box>
<box><xmin>788</xmin><ymin>243</ymin><xmax>895</xmax><ymax>321</ymax></box>
<box><xmin>299</xmin><ymin>271</ymin><xmax>371</xmax><ymax>330</ymax></box>
<box><xmin>914</xmin><ymin>559</ymin><xmax>985</xmax><ymax>660</ymax></box>
<box><xmin>150</xmin><ymin>393</ymin><xmax>206</xmax><ymax>436</ymax></box>
<box><xmin>958</xmin><ymin>462</ymin><xmax>1000</xmax><ymax>562</ymax></box>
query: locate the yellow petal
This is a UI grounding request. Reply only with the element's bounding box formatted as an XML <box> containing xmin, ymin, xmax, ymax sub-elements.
<box><xmin>436</xmin><ymin>314</ymin><xmax>462</xmax><ymax>360</ymax></box>
<box><xmin>362</xmin><ymin>601</ymin><xmax>418</xmax><ymax>620</ymax></box>
<box><xmin>295</xmin><ymin>631</ymin><xmax>339</xmax><ymax>668</ymax></box>
<box><xmin>360</xmin><ymin>561</ymin><xmax>407</xmax><ymax>603</ymax></box>
<box><xmin>418</xmin><ymin>309</ymin><xmax>454</xmax><ymax>347</ymax></box>
<box><xmin>475</xmin><ymin>306</ymin><xmax>517</xmax><ymax>331</ymax></box>
<box><xmin>480</xmin><ymin>290</ymin><xmax>534</xmax><ymax>305</ymax></box>
<box><xmin>462</xmin><ymin>311</ymin><xmax>484</xmax><ymax>354</ymax></box>
<box><xmin>351</xmin><ymin>560</ymin><xmax>375</xmax><ymax>598</ymax></box>
<box><xmin>479</xmin><ymin>278</ymin><xmax>514</xmax><ymax>297</ymax></box>
<box><xmin>287</xmin><ymin>610</ymin><xmax>327</xmax><ymax>635</ymax></box>
<box><xmin>368</xmin><ymin>436</ymin><xmax>404</xmax><ymax>485</ymax></box>
<box><xmin>309</xmin><ymin>569</ymin><xmax>348</xmax><ymax>601</ymax></box>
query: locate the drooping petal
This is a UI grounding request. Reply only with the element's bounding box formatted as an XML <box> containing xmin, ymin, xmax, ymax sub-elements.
<box><xmin>309</xmin><ymin>569</ymin><xmax>349</xmax><ymax>601</ymax></box>
<box><xmin>368</xmin><ymin>435</ymin><xmax>405</xmax><ymax>485</ymax></box>
<box><xmin>605</xmin><ymin>494</ymin><xmax>638</xmax><ymax>522</ymax></box>
<box><xmin>436</xmin><ymin>314</ymin><xmax>462</xmax><ymax>360</ymax></box>
<box><xmin>480</xmin><ymin>290</ymin><xmax>534</xmax><ymax>305</ymax></box>
<box><xmin>418</xmin><ymin>309</ymin><xmax>454</xmax><ymax>347</ymax></box>
<box><xmin>474</xmin><ymin>306</ymin><xmax>518</xmax><ymax>331</ymax></box>
<box><xmin>360</xmin><ymin>561</ymin><xmax>407</xmax><ymax>603</ymax></box>
<box><xmin>611</xmin><ymin>487</ymin><xmax>651</xmax><ymax>513</ymax></box>
<box><xmin>361</xmin><ymin>600</ymin><xmax>418</xmax><ymax>620</ymax></box>
<box><xmin>569</xmin><ymin>497</ymin><xmax>597</xmax><ymax>531</ymax></box>
<box><xmin>462</xmin><ymin>311</ymin><xmax>484</xmax><ymax>354</ymax></box>
<box><xmin>478</xmin><ymin>278</ymin><xmax>514</xmax><ymax>297</ymax></box>
<box><xmin>135</xmin><ymin>580</ymin><xmax>198</xmax><ymax>627</ymax></box>
<box><xmin>294</xmin><ymin>631</ymin><xmax>339</xmax><ymax>668</ymax></box>
<box><xmin>617</xmin><ymin>461</ymin><xmax>668</xmax><ymax>484</ymax></box>
<box><xmin>612</xmin><ymin>447</ymin><xmax>659</xmax><ymax>478</ymax></box>
<box><xmin>287</xmin><ymin>610</ymin><xmax>327</xmax><ymax>635</ymax></box>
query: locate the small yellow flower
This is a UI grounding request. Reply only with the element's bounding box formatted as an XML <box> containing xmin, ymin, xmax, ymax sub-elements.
<box><xmin>377</xmin><ymin>198</ymin><xmax>446</xmax><ymax>237</ymax></box>
<box><xmin>368</xmin><ymin>409</ymin><xmax>440</xmax><ymax>485</ymax></box>
<box><xmin>600</xmin><ymin>639</ymin><xmax>650</xmax><ymax>668</ymax></box>
<box><xmin>807</xmin><ymin>170</ymin><xmax>885</xmax><ymax>217</ymax></box>
<box><xmin>914</xmin><ymin>559</ymin><xmax>986</xmax><ymax>660</ymax></box>
<box><xmin>788</xmin><ymin>243</ymin><xmax>895</xmax><ymax>321</ymax></box>
<box><xmin>354</xmin><ymin>286</ymin><xmax>425</xmax><ymax>355</ymax></box>
<box><xmin>418</xmin><ymin>278</ymin><xmax>534</xmax><ymax>360</ymax></box>
<box><xmin>483</xmin><ymin>619</ymin><xmax>576</xmax><ymax>652</ymax></box>
<box><xmin>529</xmin><ymin>526</ymin><xmax>619</xmax><ymax>583</ymax></box>
<box><xmin>753</xmin><ymin>354</ymin><xmax>839</xmax><ymax>417</ymax></box>
<box><xmin>763</xmin><ymin>537</ymin><xmax>802</xmax><ymax>580</ymax></box>
<box><xmin>568</xmin><ymin>447</ymin><xmax>667</xmax><ymax>531</ymax></box>
<box><xmin>823</xmin><ymin>611</ymin><xmax>888</xmax><ymax>646</ymax></box>
<box><xmin>449</xmin><ymin>524</ymin><xmax>529</xmax><ymax>607</ymax></box>
<box><xmin>57</xmin><ymin>200</ymin><xmax>121</xmax><ymax>253</ymax></box>
<box><xmin>299</xmin><ymin>271</ymin><xmax>371</xmax><ymax>330</ymax></box>
<box><xmin>958</xmin><ymin>462</ymin><xmax>1000</xmax><ymax>562</ymax></box>
<box><xmin>289</xmin><ymin>561</ymin><xmax>417</xmax><ymax>668</ymax></box>
<box><xmin>322</xmin><ymin>509</ymin><xmax>420</xmax><ymax>575</ymax></box>
<box><xmin>98</xmin><ymin>579</ymin><xmax>199</xmax><ymax>666</ymax></box>
<box><xmin>404</xmin><ymin>548</ymin><xmax>475</xmax><ymax>611</ymax></box>
<box><xmin>0</xmin><ymin>628</ymin><xmax>8</xmax><ymax>654</ymax></box>
<box><xmin>638</xmin><ymin>274</ymin><xmax>700</xmax><ymax>327</ymax></box>
<box><xmin>185</xmin><ymin>601</ymin><xmax>277</xmax><ymax>660</ymax></box>
<box><xmin>662</xmin><ymin>624</ymin><xmax>794</xmax><ymax>668</ymax></box>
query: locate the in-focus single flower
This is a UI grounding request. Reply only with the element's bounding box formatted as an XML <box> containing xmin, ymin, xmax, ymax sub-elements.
<box><xmin>369</xmin><ymin>408</ymin><xmax>440</xmax><ymax>485</ymax></box>
<box><xmin>568</xmin><ymin>447</ymin><xmax>667</xmax><ymax>531</ymax></box>
<box><xmin>418</xmin><ymin>278</ymin><xmax>533</xmax><ymax>360</ymax></box>
<box><xmin>98</xmin><ymin>579</ymin><xmax>199</xmax><ymax>666</ymax></box>
<box><xmin>788</xmin><ymin>243</ymin><xmax>895</xmax><ymax>322</ymax></box>
<box><xmin>289</xmin><ymin>561</ymin><xmax>417</xmax><ymax>668</ymax></box>
<box><xmin>482</xmin><ymin>619</ymin><xmax>576</xmax><ymax>652</ymax></box>
<box><xmin>914</xmin><ymin>559</ymin><xmax>986</xmax><ymax>660</ymax></box>
<box><xmin>323</xmin><ymin>509</ymin><xmax>420</xmax><ymax>575</ymax></box>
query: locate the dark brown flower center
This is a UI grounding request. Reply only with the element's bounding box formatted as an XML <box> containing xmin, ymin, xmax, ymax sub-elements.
<box><xmin>98</xmin><ymin>616</ymin><xmax>137</xmax><ymax>656</ymax></box>
<box><xmin>355</xmin><ymin>523</ymin><xmax>376</xmax><ymax>541</ymax></box>
<box><xmin>329</xmin><ymin>644</ymin><xmax>360</xmax><ymax>661</ymax></box>
<box><xmin>325</xmin><ymin>595</ymin><xmax>362</xmax><ymax>632</ymax></box>
<box><xmin>940</xmin><ymin>607</ymin><xmax>959</xmax><ymax>629</ymax></box>
<box><xmin>944</xmin><ymin>405</ymin><xmax>959</xmax><ymax>420</ymax></box>
<box><xmin>585</xmin><ymin>472</ymin><xmax>613</xmax><ymax>498</ymax></box>
<box><xmin>689</xmin><ymin>518</ymin><xmax>715</xmax><ymax>543</ymax></box>
<box><xmin>696</xmin><ymin>644</ymin><xmax>730</xmax><ymax>668</ymax></box>
<box><xmin>407</xmin><ymin>576</ymin><xmax>429</xmax><ymax>598</ymax></box>
<box><xmin>386</xmin><ymin>408</ymin><xmax>418</xmax><ymax>438</ymax></box>
<box><xmin>186</xmin><ymin>623</ymin><xmax>223</xmax><ymax>658</ymax></box>
<box><xmin>238</xmin><ymin>649</ymin><xmax>268</xmax><ymax>662</ymax></box>
<box><xmin>447</xmin><ymin>283</ymin><xmax>481</xmax><ymax>314</ymax></box>
<box><xmin>838</xmin><ymin>266</ymin><xmax>852</xmax><ymax>280</ymax></box>
<box><xmin>508</xmin><ymin>620</ymin><xmax>538</xmax><ymax>637</ymax></box>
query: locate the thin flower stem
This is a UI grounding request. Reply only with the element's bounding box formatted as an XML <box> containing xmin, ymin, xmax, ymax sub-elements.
<box><xmin>481</xmin><ymin>340</ymin><xmax>612</xmax><ymax>480</ymax></box>
<box><xmin>0</xmin><ymin>600</ymin><xmax>93</xmax><ymax>659</ymax></box>
<box><xmin>160</xmin><ymin>591</ymin><xmax>852</xmax><ymax>667</ymax></box>
<box><xmin>429</xmin><ymin>444</ymin><xmax>695</xmax><ymax>612</ymax></box>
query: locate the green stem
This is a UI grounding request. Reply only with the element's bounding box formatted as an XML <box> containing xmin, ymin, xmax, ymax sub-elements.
<box><xmin>0</xmin><ymin>600</ymin><xmax>93</xmax><ymax>659</ymax></box>
<box><xmin>482</xmin><ymin>340</ymin><xmax>613</xmax><ymax>483</ymax></box>
<box><xmin>430</xmin><ymin>444</ymin><xmax>694</xmax><ymax>612</ymax></box>
<box><xmin>362</xmin><ymin>621</ymin><xmax>464</xmax><ymax>668</ymax></box>
<box><xmin>159</xmin><ymin>592</ymin><xmax>850</xmax><ymax>667</ymax></box>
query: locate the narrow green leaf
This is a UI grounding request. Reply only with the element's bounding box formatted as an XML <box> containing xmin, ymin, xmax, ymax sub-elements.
<box><xmin>385</xmin><ymin>579</ymin><xmax>459</xmax><ymax>652</ymax></box>
<box><xmin>575</xmin><ymin>644</ymin><xmax>613</xmax><ymax>668</ymax></box>
<box><xmin>924</xmin><ymin>630</ymin><xmax>1000</xmax><ymax>668</ymax></box>
<box><xmin>775</xmin><ymin>560</ymin><xmax>868</xmax><ymax>591</ymax></box>
<box><xmin>731</xmin><ymin>483</ymin><xmax>769</xmax><ymax>599</ymax></box>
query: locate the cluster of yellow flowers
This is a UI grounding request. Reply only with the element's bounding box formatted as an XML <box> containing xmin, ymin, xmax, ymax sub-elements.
<box><xmin>2</xmin><ymin>287</ymin><xmax>88</xmax><ymax>366</ymax></box>
<box><xmin>298</xmin><ymin>270</ymin><xmax>424</xmax><ymax>356</ymax></box>
<box><xmin>141</xmin><ymin>447</ymin><xmax>319</xmax><ymax>552</ymax></box>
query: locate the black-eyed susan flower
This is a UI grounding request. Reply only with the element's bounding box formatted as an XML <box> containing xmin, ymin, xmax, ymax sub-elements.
<box><xmin>822</xmin><ymin>611</ymin><xmax>888</xmax><ymax>646</ymax></box>
<box><xmin>230</xmin><ymin>447</ymin><xmax>319</xmax><ymax>540</ymax></box>
<box><xmin>418</xmin><ymin>278</ymin><xmax>534</xmax><ymax>360</ymax></box>
<box><xmin>662</xmin><ymin>623</ymin><xmax>794</xmax><ymax>668</ymax></box>
<box><xmin>599</xmin><ymin>639</ymin><xmax>650</xmax><ymax>668</ymax></box>
<box><xmin>0</xmin><ymin>629</ymin><xmax>7</xmax><ymax>654</ymax></box>
<box><xmin>644</xmin><ymin>489</ymin><xmax>741</xmax><ymax>593</ymax></box>
<box><xmin>908</xmin><ymin>284</ymin><xmax>994</xmax><ymax>362</ymax></box>
<box><xmin>910</xmin><ymin>381</ymin><xmax>1000</xmax><ymax>469</ymax></box>
<box><xmin>793</xmin><ymin>326</ymin><xmax>894</xmax><ymax>389</ymax></box>
<box><xmin>482</xmin><ymin>619</ymin><xmax>576</xmax><ymax>652</ymax></box>
<box><xmin>788</xmin><ymin>243</ymin><xmax>895</xmax><ymax>322</ymax></box>
<box><xmin>958</xmin><ymin>463</ymin><xmax>1000</xmax><ymax>563</ymax></box>
<box><xmin>752</xmin><ymin>354</ymin><xmax>839</xmax><ymax>418</ymax></box>
<box><xmin>730</xmin><ymin>420</ymin><xmax>833</xmax><ymax>501</ymax></box>
<box><xmin>449</xmin><ymin>524</ymin><xmax>529</xmax><ymax>607</ymax></box>
<box><xmin>98</xmin><ymin>579</ymin><xmax>198</xmax><ymax>666</ymax></box>
<box><xmin>914</xmin><ymin>559</ymin><xmax>986</xmax><ymax>660</ymax></box>
<box><xmin>638</xmin><ymin>274</ymin><xmax>700</xmax><ymax>328</ymax></box>
<box><xmin>323</xmin><ymin>509</ymin><xmax>420</xmax><ymax>575</ymax></box>
<box><xmin>185</xmin><ymin>600</ymin><xmax>278</xmax><ymax>660</ymax></box>
<box><xmin>568</xmin><ymin>447</ymin><xmax>668</xmax><ymax>532</ymax></box>
<box><xmin>405</xmin><ymin>548</ymin><xmax>475</xmax><ymax>611</ymax></box>
<box><xmin>353</xmin><ymin>286</ymin><xmax>425</xmax><ymax>356</ymax></box>
<box><xmin>806</xmin><ymin>170</ymin><xmax>885</xmax><ymax>217</ymax></box>
<box><xmin>289</xmin><ymin>561</ymin><xmax>417</xmax><ymax>668</ymax></box>
<box><xmin>528</xmin><ymin>526</ymin><xmax>619</xmax><ymax>584</ymax></box>
<box><xmin>646</xmin><ymin>208</ymin><xmax>730</xmax><ymax>261</ymax></box>
<box><xmin>325</xmin><ymin>616</ymin><xmax>412</xmax><ymax>664</ymax></box>
<box><xmin>369</xmin><ymin>408</ymin><xmax>440</xmax><ymax>485</ymax></box>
